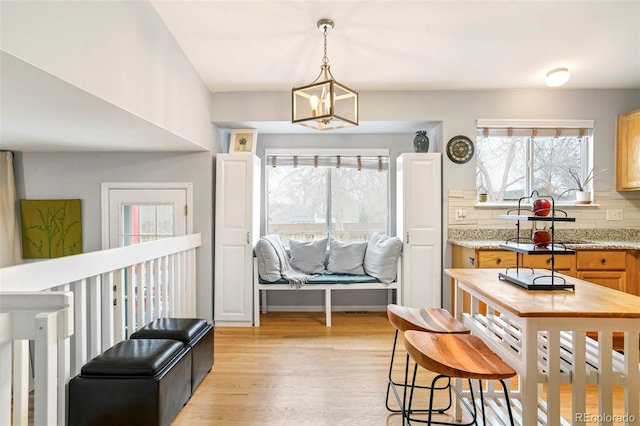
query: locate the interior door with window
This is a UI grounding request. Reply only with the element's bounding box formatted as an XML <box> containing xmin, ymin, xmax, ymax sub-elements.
<box><xmin>102</xmin><ymin>183</ymin><xmax>191</xmax><ymax>337</ymax></box>
<box><xmin>105</xmin><ymin>187</ymin><xmax>188</xmax><ymax>249</ymax></box>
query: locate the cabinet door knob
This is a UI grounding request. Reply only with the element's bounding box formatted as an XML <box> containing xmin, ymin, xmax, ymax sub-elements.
<box><xmin>546</xmin><ymin>258</ymin><xmax>552</xmax><ymax>265</ymax></box>
<box><xmin>600</xmin><ymin>258</ymin><xmax>606</xmax><ymax>264</ymax></box>
<box><xmin>496</xmin><ymin>258</ymin><xmax>501</xmax><ymax>265</ymax></box>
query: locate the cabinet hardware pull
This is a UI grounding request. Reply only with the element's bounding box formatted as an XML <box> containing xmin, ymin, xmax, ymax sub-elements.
<box><xmin>247</xmin><ymin>232</ymin><xmax>250</xmax><ymax>244</ymax></box>
<box><xmin>546</xmin><ymin>258</ymin><xmax>551</xmax><ymax>265</ymax></box>
<box><xmin>600</xmin><ymin>258</ymin><xmax>606</xmax><ymax>264</ymax></box>
<box><xmin>406</xmin><ymin>232</ymin><xmax>410</xmax><ymax>244</ymax></box>
<box><xmin>496</xmin><ymin>258</ymin><xmax>501</xmax><ymax>265</ymax></box>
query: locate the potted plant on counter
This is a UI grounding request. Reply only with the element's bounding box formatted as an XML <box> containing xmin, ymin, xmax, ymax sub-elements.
<box><xmin>564</xmin><ymin>167</ymin><xmax>606</xmax><ymax>204</ymax></box>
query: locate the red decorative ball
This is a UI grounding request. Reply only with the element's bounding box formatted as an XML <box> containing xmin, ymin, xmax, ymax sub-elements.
<box><xmin>532</xmin><ymin>230</ymin><xmax>552</xmax><ymax>248</ymax></box>
<box><xmin>533</xmin><ymin>199</ymin><xmax>551</xmax><ymax>217</ymax></box>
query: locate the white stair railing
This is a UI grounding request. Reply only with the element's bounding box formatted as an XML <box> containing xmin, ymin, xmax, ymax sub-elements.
<box><xmin>0</xmin><ymin>233</ymin><xmax>201</xmax><ymax>426</ymax></box>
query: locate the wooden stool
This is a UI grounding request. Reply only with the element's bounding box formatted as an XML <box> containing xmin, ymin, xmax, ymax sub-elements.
<box><xmin>386</xmin><ymin>305</ymin><xmax>470</xmax><ymax>418</ymax></box>
<box><xmin>404</xmin><ymin>331</ymin><xmax>517</xmax><ymax>426</ymax></box>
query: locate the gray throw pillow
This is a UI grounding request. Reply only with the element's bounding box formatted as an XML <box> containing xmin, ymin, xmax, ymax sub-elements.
<box><xmin>255</xmin><ymin>236</ymin><xmax>282</xmax><ymax>282</ymax></box>
<box><xmin>327</xmin><ymin>238</ymin><xmax>368</xmax><ymax>275</ymax></box>
<box><xmin>364</xmin><ymin>232</ymin><xmax>403</xmax><ymax>283</ymax></box>
<box><xmin>289</xmin><ymin>238</ymin><xmax>328</xmax><ymax>274</ymax></box>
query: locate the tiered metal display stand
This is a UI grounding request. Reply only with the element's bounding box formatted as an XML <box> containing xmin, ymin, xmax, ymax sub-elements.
<box><xmin>498</xmin><ymin>191</ymin><xmax>576</xmax><ymax>290</ymax></box>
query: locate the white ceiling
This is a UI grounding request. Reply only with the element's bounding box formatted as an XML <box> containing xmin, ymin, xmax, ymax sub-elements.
<box><xmin>2</xmin><ymin>1</ymin><xmax>639</xmax><ymax>152</ymax></box>
<box><xmin>151</xmin><ymin>0</ymin><xmax>640</xmax><ymax>92</ymax></box>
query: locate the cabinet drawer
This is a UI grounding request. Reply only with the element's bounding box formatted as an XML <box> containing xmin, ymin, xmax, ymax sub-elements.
<box><xmin>576</xmin><ymin>251</ymin><xmax>626</xmax><ymax>270</ymax></box>
<box><xmin>522</xmin><ymin>254</ymin><xmax>574</xmax><ymax>270</ymax></box>
<box><xmin>476</xmin><ymin>251</ymin><xmax>517</xmax><ymax>268</ymax></box>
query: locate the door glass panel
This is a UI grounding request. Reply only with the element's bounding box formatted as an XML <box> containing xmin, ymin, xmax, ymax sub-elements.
<box><xmin>157</xmin><ymin>205</ymin><xmax>174</xmax><ymax>235</ymax></box>
<box><xmin>120</xmin><ymin>203</ymin><xmax>175</xmax><ymax>246</ymax></box>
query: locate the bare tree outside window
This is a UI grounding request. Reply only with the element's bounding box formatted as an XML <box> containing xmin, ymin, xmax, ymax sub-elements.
<box><xmin>477</xmin><ymin>134</ymin><xmax>589</xmax><ymax>202</ymax></box>
<box><xmin>266</xmin><ymin>156</ymin><xmax>389</xmax><ymax>245</ymax></box>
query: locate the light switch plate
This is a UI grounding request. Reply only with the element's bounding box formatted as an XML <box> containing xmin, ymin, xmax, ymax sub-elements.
<box><xmin>606</xmin><ymin>209</ymin><xmax>623</xmax><ymax>221</ymax></box>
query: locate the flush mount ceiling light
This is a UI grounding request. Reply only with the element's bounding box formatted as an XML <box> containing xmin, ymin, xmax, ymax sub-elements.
<box><xmin>545</xmin><ymin>67</ymin><xmax>571</xmax><ymax>87</ymax></box>
<box><xmin>292</xmin><ymin>19</ymin><xmax>358</xmax><ymax>131</ymax></box>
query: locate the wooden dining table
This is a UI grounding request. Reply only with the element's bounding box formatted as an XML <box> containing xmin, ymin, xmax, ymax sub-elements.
<box><xmin>445</xmin><ymin>268</ymin><xmax>640</xmax><ymax>426</ymax></box>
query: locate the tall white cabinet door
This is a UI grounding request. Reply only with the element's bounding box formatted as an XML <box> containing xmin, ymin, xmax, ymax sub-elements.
<box><xmin>396</xmin><ymin>153</ymin><xmax>442</xmax><ymax>309</ymax></box>
<box><xmin>214</xmin><ymin>154</ymin><xmax>261</xmax><ymax>326</ymax></box>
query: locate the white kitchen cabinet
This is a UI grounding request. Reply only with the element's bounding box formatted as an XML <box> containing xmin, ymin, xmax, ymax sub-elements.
<box><xmin>214</xmin><ymin>154</ymin><xmax>261</xmax><ymax>326</ymax></box>
<box><xmin>396</xmin><ymin>153</ymin><xmax>442</xmax><ymax>308</ymax></box>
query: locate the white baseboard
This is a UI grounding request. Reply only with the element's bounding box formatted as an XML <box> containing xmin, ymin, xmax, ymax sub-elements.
<box><xmin>265</xmin><ymin>305</ymin><xmax>387</xmax><ymax>313</ymax></box>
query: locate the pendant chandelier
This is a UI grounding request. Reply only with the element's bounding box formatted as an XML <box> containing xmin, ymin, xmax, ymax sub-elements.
<box><xmin>292</xmin><ymin>19</ymin><xmax>358</xmax><ymax>131</ymax></box>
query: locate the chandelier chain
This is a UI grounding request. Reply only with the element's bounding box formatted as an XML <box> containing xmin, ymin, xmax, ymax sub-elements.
<box><xmin>322</xmin><ymin>25</ymin><xmax>329</xmax><ymax>66</ymax></box>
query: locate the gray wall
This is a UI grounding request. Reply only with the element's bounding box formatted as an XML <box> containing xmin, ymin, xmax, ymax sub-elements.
<box><xmin>12</xmin><ymin>151</ymin><xmax>215</xmax><ymax>321</ymax></box>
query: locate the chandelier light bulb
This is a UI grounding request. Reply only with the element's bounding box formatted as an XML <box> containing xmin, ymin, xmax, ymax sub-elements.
<box><xmin>545</xmin><ymin>67</ymin><xmax>571</xmax><ymax>87</ymax></box>
<box><xmin>309</xmin><ymin>95</ymin><xmax>319</xmax><ymax>116</ymax></box>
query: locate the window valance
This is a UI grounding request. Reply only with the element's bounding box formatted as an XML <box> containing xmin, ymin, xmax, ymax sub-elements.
<box><xmin>266</xmin><ymin>155</ymin><xmax>388</xmax><ymax>172</ymax></box>
<box><xmin>476</xmin><ymin>119</ymin><xmax>594</xmax><ymax>138</ymax></box>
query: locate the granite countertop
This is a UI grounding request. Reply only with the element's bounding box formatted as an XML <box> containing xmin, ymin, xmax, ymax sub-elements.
<box><xmin>447</xmin><ymin>228</ymin><xmax>640</xmax><ymax>251</ymax></box>
<box><xmin>448</xmin><ymin>239</ymin><xmax>640</xmax><ymax>250</ymax></box>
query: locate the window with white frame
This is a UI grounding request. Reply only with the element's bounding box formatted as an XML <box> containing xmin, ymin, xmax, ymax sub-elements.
<box><xmin>476</xmin><ymin>120</ymin><xmax>596</xmax><ymax>203</ymax></box>
<box><xmin>265</xmin><ymin>151</ymin><xmax>389</xmax><ymax>245</ymax></box>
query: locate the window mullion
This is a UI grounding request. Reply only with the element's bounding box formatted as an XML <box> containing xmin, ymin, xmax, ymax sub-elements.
<box><xmin>326</xmin><ymin>169</ymin><xmax>332</xmax><ymax>239</ymax></box>
<box><xmin>526</xmin><ymin>137</ymin><xmax>533</xmax><ymax>197</ymax></box>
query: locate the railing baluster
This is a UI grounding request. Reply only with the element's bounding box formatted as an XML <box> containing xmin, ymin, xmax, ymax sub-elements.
<box><xmin>154</xmin><ymin>258</ymin><xmax>161</xmax><ymax>320</ymax></box>
<box><xmin>189</xmin><ymin>249</ymin><xmax>196</xmax><ymax>316</ymax></box>
<box><xmin>114</xmin><ymin>268</ymin><xmax>125</xmax><ymax>343</ymax></box>
<box><xmin>145</xmin><ymin>260</ymin><xmax>153</xmax><ymax>323</ymax></box>
<box><xmin>0</xmin><ymin>313</ymin><xmax>12</xmax><ymax>426</ymax></box>
<box><xmin>88</xmin><ymin>275</ymin><xmax>101</xmax><ymax>358</ymax></box>
<box><xmin>57</xmin><ymin>283</ymin><xmax>71</xmax><ymax>426</ymax></box>
<box><xmin>34</xmin><ymin>311</ymin><xmax>58</xmax><ymax>426</ymax></box>
<box><xmin>12</xmin><ymin>340</ymin><xmax>28</xmax><ymax>426</ymax></box>
<box><xmin>137</xmin><ymin>263</ymin><xmax>144</xmax><ymax>331</ymax></box>
<box><xmin>126</xmin><ymin>265</ymin><xmax>135</xmax><ymax>338</ymax></box>
<box><xmin>101</xmin><ymin>272</ymin><xmax>114</xmax><ymax>349</ymax></box>
<box><xmin>169</xmin><ymin>254</ymin><xmax>176</xmax><ymax>317</ymax></box>
<box><xmin>72</xmin><ymin>279</ymin><xmax>87</xmax><ymax>376</ymax></box>
<box><xmin>177</xmin><ymin>252</ymin><xmax>184</xmax><ymax>315</ymax></box>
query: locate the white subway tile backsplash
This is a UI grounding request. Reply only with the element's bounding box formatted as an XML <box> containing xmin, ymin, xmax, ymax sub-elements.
<box><xmin>447</xmin><ymin>188</ymin><xmax>640</xmax><ymax>231</ymax></box>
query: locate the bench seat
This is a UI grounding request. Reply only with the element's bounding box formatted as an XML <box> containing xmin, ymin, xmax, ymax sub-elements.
<box><xmin>259</xmin><ymin>273</ymin><xmax>381</xmax><ymax>285</ymax></box>
<box><xmin>254</xmin><ymin>257</ymin><xmax>401</xmax><ymax>327</ymax></box>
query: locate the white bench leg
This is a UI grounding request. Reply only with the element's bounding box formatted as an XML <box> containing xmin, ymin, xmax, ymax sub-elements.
<box><xmin>261</xmin><ymin>290</ymin><xmax>267</xmax><ymax>314</ymax></box>
<box><xmin>254</xmin><ymin>286</ymin><xmax>260</xmax><ymax>327</ymax></box>
<box><xmin>325</xmin><ymin>289</ymin><xmax>331</xmax><ymax>327</ymax></box>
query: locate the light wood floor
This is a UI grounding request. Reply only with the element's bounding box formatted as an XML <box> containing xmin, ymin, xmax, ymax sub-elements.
<box><xmin>172</xmin><ymin>312</ymin><xmax>634</xmax><ymax>426</ymax></box>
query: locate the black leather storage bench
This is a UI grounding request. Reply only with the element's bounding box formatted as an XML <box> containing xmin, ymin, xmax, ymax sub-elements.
<box><xmin>131</xmin><ymin>318</ymin><xmax>213</xmax><ymax>393</ymax></box>
<box><xmin>68</xmin><ymin>339</ymin><xmax>191</xmax><ymax>426</ymax></box>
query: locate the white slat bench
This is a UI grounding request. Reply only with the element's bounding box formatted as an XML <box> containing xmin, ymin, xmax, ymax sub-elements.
<box><xmin>253</xmin><ymin>257</ymin><xmax>401</xmax><ymax>327</ymax></box>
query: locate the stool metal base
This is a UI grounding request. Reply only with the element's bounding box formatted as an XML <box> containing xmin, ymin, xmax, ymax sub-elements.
<box><xmin>385</xmin><ymin>330</ymin><xmax>453</xmax><ymax>420</ymax></box>
<box><xmin>406</xmin><ymin>368</ymin><xmax>515</xmax><ymax>426</ymax></box>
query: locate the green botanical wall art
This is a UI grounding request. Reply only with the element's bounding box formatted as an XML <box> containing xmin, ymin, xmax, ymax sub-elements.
<box><xmin>20</xmin><ymin>199</ymin><xmax>83</xmax><ymax>259</ymax></box>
